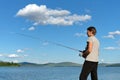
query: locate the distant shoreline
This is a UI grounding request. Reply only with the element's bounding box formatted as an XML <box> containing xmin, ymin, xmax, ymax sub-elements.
<box><xmin>19</xmin><ymin>62</ymin><xmax>120</xmax><ymax>67</ymax></box>
<box><xmin>0</xmin><ymin>61</ymin><xmax>120</xmax><ymax>67</ymax></box>
<box><xmin>0</xmin><ymin>61</ymin><xmax>20</xmax><ymax>67</ymax></box>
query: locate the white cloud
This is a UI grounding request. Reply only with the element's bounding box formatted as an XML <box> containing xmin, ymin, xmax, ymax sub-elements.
<box><xmin>28</xmin><ymin>26</ymin><xmax>35</xmax><ymax>31</ymax></box>
<box><xmin>100</xmin><ymin>59</ymin><xmax>104</xmax><ymax>63</ymax></box>
<box><xmin>104</xmin><ymin>47</ymin><xmax>120</xmax><ymax>50</ymax></box>
<box><xmin>103</xmin><ymin>35</ymin><xmax>114</xmax><ymax>39</ymax></box>
<box><xmin>16</xmin><ymin>4</ymin><xmax>91</xmax><ymax>26</ymax></box>
<box><xmin>0</xmin><ymin>54</ymin><xmax>3</xmax><ymax>57</ymax></box>
<box><xmin>74</xmin><ymin>33</ymin><xmax>86</xmax><ymax>37</ymax></box>
<box><xmin>103</xmin><ymin>30</ymin><xmax>120</xmax><ymax>39</ymax></box>
<box><xmin>16</xmin><ymin>48</ymin><xmax>30</xmax><ymax>53</ymax></box>
<box><xmin>109</xmin><ymin>30</ymin><xmax>120</xmax><ymax>35</ymax></box>
<box><xmin>101</xmin><ymin>59</ymin><xmax>104</xmax><ymax>62</ymax></box>
<box><xmin>8</xmin><ymin>54</ymin><xmax>20</xmax><ymax>58</ymax></box>
<box><xmin>7</xmin><ymin>54</ymin><xmax>28</xmax><ymax>58</ymax></box>
<box><xmin>16</xmin><ymin>49</ymin><xmax>24</xmax><ymax>53</ymax></box>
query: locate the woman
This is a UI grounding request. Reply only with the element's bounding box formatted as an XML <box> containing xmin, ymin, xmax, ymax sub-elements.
<box><xmin>79</xmin><ymin>26</ymin><xmax>100</xmax><ymax>80</ymax></box>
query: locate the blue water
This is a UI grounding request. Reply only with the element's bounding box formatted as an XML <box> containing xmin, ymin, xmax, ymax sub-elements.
<box><xmin>0</xmin><ymin>66</ymin><xmax>120</xmax><ymax>80</ymax></box>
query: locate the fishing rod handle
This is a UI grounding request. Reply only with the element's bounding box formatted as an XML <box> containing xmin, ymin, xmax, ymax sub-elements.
<box><xmin>79</xmin><ymin>50</ymin><xmax>83</xmax><ymax>52</ymax></box>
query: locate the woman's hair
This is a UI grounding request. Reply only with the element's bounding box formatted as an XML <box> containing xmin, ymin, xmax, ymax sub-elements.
<box><xmin>87</xmin><ymin>26</ymin><xmax>97</xmax><ymax>35</ymax></box>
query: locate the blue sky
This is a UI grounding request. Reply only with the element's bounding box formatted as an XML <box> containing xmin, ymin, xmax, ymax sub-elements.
<box><xmin>0</xmin><ymin>0</ymin><xmax>120</xmax><ymax>64</ymax></box>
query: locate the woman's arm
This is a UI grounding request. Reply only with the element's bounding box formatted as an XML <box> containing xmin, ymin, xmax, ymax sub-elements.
<box><xmin>82</xmin><ymin>42</ymin><xmax>93</xmax><ymax>58</ymax></box>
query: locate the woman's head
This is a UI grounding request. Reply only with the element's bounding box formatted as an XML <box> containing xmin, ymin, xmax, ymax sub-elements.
<box><xmin>87</xmin><ymin>26</ymin><xmax>97</xmax><ymax>37</ymax></box>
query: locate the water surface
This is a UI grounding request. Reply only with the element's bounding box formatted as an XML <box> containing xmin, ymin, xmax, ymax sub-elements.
<box><xmin>0</xmin><ymin>67</ymin><xmax>119</xmax><ymax>80</ymax></box>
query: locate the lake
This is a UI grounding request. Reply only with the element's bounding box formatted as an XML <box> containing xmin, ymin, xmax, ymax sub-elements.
<box><xmin>0</xmin><ymin>66</ymin><xmax>120</xmax><ymax>80</ymax></box>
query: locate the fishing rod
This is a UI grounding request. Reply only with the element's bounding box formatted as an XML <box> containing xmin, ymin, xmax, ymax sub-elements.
<box><xmin>15</xmin><ymin>33</ymin><xmax>82</xmax><ymax>52</ymax></box>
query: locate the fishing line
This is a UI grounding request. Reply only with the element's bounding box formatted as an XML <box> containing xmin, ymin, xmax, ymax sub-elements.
<box><xmin>15</xmin><ymin>33</ymin><xmax>82</xmax><ymax>52</ymax></box>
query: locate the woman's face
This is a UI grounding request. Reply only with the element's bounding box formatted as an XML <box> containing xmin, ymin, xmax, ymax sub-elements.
<box><xmin>87</xmin><ymin>30</ymin><xmax>93</xmax><ymax>37</ymax></box>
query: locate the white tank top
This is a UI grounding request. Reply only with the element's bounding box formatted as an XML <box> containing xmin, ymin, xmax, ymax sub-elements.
<box><xmin>86</xmin><ymin>36</ymin><xmax>100</xmax><ymax>62</ymax></box>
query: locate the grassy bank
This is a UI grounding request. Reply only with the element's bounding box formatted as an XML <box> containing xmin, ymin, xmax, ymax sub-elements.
<box><xmin>0</xmin><ymin>61</ymin><xmax>20</xmax><ymax>67</ymax></box>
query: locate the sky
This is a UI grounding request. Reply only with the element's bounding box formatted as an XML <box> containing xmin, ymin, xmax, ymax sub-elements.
<box><xmin>0</xmin><ymin>0</ymin><xmax>120</xmax><ymax>64</ymax></box>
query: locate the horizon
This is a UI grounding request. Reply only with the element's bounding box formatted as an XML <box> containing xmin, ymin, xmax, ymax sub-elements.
<box><xmin>1</xmin><ymin>60</ymin><xmax>120</xmax><ymax>65</ymax></box>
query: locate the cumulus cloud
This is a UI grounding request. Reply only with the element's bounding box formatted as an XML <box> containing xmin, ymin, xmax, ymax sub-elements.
<box><xmin>103</xmin><ymin>30</ymin><xmax>120</xmax><ymax>39</ymax></box>
<box><xmin>16</xmin><ymin>4</ymin><xmax>91</xmax><ymax>27</ymax></box>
